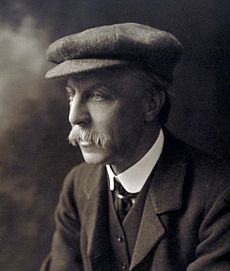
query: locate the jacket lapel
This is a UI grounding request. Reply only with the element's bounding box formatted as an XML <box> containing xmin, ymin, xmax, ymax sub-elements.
<box><xmin>81</xmin><ymin>166</ymin><xmax>111</xmax><ymax>264</ymax></box>
<box><xmin>130</xmin><ymin>135</ymin><xmax>187</xmax><ymax>270</ymax></box>
<box><xmin>130</xmin><ymin>192</ymin><xmax>165</xmax><ymax>270</ymax></box>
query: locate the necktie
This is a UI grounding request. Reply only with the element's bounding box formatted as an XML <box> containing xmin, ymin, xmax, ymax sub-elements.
<box><xmin>113</xmin><ymin>178</ymin><xmax>138</xmax><ymax>221</ymax></box>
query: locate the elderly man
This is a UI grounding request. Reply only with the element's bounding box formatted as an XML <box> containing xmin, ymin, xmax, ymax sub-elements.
<box><xmin>41</xmin><ymin>23</ymin><xmax>230</xmax><ymax>271</ymax></box>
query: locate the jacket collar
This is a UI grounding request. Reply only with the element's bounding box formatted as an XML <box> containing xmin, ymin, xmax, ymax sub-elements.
<box><xmin>149</xmin><ymin>134</ymin><xmax>187</xmax><ymax>214</ymax></box>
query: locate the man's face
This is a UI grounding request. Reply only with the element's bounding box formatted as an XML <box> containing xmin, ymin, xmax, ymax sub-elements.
<box><xmin>67</xmin><ymin>68</ymin><xmax>154</xmax><ymax>172</ymax></box>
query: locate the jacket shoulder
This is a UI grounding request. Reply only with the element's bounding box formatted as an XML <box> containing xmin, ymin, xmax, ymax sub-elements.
<box><xmin>61</xmin><ymin>162</ymin><xmax>105</xmax><ymax>204</ymax></box>
<box><xmin>165</xmin><ymin>129</ymin><xmax>230</xmax><ymax>193</ymax></box>
<box><xmin>164</xmin><ymin>130</ymin><xmax>230</xmax><ymax>221</ymax></box>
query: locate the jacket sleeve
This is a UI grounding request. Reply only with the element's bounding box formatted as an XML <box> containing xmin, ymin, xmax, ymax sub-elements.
<box><xmin>40</xmin><ymin>168</ymin><xmax>84</xmax><ymax>271</ymax></box>
<box><xmin>187</xmin><ymin>186</ymin><xmax>230</xmax><ymax>271</ymax></box>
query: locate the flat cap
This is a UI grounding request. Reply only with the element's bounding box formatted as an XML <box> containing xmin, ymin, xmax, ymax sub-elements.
<box><xmin>46</xmin><ymin>23</ymin><xmax>183</xmax><ymax>83</ymax></box>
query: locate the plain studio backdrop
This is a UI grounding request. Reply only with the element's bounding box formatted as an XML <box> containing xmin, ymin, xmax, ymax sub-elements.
<box><xmin>0</xmin><ymin>1</ymin><xmax>229</xmax><ymax>270</ymax></box>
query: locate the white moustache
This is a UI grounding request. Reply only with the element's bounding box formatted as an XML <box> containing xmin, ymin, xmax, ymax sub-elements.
<box><xmin>68</xmin><ymin>126</ymin><xmax>111</xmax><ymax>150</ymax></box>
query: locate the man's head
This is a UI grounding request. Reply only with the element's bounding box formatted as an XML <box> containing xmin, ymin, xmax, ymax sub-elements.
<box><xmin>66</xmin><ymin>65</ymin><xmax>165</xmax><ymax>172</ymax></box>
<box><xmin>45</xmin><ymin>23</ymin><xmax>182</xmax><ymax>173</ymax></box>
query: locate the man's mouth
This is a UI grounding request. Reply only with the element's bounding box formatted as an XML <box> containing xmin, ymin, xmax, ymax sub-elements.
<box><xmin>78</xmin><ymin>140</ymin><xmax>92</xmax><ymax>147</ymax></box>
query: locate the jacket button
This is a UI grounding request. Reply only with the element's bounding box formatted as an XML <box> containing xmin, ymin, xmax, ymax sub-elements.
<box><xmin>121</xmin><ymin>262</ymin><xmax>128</xmax><ymax>270</ymax></box>
<box><xmin>117</xmin><ymin>234</ymin><xmax>124</xmax><ymax>242</ymax></box>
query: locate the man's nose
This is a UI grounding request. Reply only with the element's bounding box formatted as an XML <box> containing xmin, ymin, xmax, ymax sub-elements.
<box><xmin>68</xmin><ymin>97</ymin><xmax>90</xmax><ymax>126</ymax></box>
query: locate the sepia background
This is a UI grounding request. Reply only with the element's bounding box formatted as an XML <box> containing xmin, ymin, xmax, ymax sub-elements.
<box><xmin>0</xmin><ymin>1</ymin><xmax>230</xmax><ymax>270</ymax></box>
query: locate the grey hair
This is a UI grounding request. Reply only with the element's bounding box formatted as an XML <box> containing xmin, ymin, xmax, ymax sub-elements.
<box><xmin>131</xmin><ymin>66</ymin><xmax>173</xmax><ymax>124</ymax></box>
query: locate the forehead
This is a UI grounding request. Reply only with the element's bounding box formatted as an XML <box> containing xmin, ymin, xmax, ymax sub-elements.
<box><xmin>67</xmin><ymin>67</ymin><xmax>151</xmax><ymax>96</ymax></box>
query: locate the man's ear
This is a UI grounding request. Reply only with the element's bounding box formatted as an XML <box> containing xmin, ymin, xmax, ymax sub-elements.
<box><xmin>144</xmin><ymin>90</ymin><xmax>165</xmax><ymax>122</ymax></box>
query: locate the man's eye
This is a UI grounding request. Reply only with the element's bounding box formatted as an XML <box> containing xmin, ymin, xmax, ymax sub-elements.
<box><xmin>66</xmin><ymin>87</ymin><xmax>75</xmax><ymax>102</ymax></box>
<box><xmin>89</xmin><ymin>91</ymin><xmax>108</xmax><ymax>102</ymax></box>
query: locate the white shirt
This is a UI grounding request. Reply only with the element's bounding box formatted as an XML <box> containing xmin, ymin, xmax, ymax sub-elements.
<box><xmin>106</xmin><ymin>129</ymin><xmax>164</xmax><ymax>193</ymax></box>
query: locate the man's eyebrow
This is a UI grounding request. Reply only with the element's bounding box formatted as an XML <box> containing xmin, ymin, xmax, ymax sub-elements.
<box><xmin>85</xmin><ymin>82</ymin><xmax>112</xmax><ymax>93</ymax></box>
<box><xmin>65</xmin><ymin>80</ymin><xmax>116</xmax><ymax>97</ymax></box>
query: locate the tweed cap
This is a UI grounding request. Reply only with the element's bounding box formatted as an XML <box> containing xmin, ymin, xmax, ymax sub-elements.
<box><xmin>46</xmin><ymin>23</ymin><xmax>183</xmax><ymax>82</ymax></box>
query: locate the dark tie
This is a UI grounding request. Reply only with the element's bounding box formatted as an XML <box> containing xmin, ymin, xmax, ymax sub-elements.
<box><xmin>113</xmin><ymin>178</ymin><xmax>138</xmax><ymax>221</ymax></box>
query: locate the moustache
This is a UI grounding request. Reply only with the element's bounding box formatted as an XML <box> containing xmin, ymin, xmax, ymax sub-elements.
<box><xmin>68</xmin><ymin>126</ymin><xmax>111</xmax><ymax>150</ymax></box>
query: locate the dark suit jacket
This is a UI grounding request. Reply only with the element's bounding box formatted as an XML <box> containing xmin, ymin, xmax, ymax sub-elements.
<box><xmin>40</xmin><ymin>132</ymin><xmax>230</xmax><ymax>271</ymax></box>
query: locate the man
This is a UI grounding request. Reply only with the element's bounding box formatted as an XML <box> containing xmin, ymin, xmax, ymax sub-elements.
<box><xmin>41</xmin><ymin>23</ymin><xmax>230</xmax><ymax>270</ymax></box>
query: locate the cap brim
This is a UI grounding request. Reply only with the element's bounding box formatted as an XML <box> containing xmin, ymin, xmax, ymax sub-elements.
<box><xmin>45</xmin><ymin>59</ymin><xmax>129</xmax><ymax>79</ymax></box>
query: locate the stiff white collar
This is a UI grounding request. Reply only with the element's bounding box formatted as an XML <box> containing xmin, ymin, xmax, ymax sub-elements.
<box><xmin>106</xmin><ymin>129</ymin><xmax>164</xmax><ymax>193</ymax></box>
